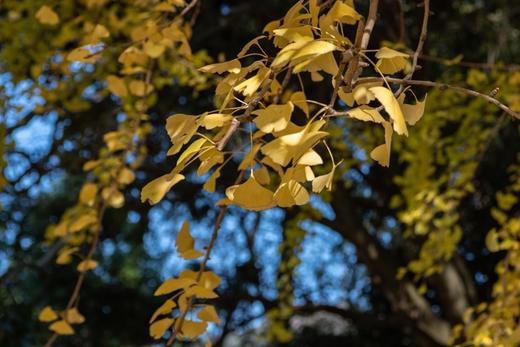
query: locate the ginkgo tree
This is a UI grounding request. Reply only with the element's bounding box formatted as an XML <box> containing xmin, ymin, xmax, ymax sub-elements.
<box><xmin>1</xmin><ymin>0</ymin><xmax>520</xmax><ymax>346</ymax></box>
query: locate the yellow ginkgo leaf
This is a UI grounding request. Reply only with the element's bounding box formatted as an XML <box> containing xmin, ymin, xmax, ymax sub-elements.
<box><xmin>297</xmin><ymin>149</ymin><xmax>322</xmax><ymax>166</ymax></box>
<box><xmin>225</xmin><ymin>176</ymin><xmax>275</xmax><ymax>211</ymax></box>
<box><xmin>290</xmin><ymin>91</ymin><xmax>309</xmax><ymax>116</ymax></box>
<box><xmin>69</xmin><ymin>213</ymin><xmax>97</xmax><ymax>233</ymax></box>
<box><xmin>199</xmin><ymin>59</ymin><xmax>241</xmax><ymax>74</ymax></box>
<box><xmin>117</xmin><ymin>167</ymin><xmax>135</xmax><ymax>185</ymax></box>
<box><xmin>176</xmin><ymin>220</ymin><xmax>204</xmax><ymax>259</ymax></box>
<box><xmin>67</xmin><ymin>47</ymin><xmax>98</xmax><ymax>64</ymax></box>
<box><xmin>234</xmin><ymin>67</ymin><xmax>271</xmax><ymax>96</ymax></box>
<box><xmin>149</xmin><ymin>318</ymin><xmax>173</xmax><ymax>339</ymax></box>
<box><xmin>185</xmin><ymin>285</ymin><xmax>218</xmax><ymax>299</ymax></box>
<box><xmin>347</xmin><ymin>105</ymin><xmax>385</xmax><ymax>123</ymax></box>
<box><xmin>203</xmin><ymin>168</ymin><xmax>221</xmax><ymax>193</ymax></box>
<box><xmin>370</xmin><ymin>121</ymin><xmax>393</xmax><ymax>167</ymax></box>
<box><xmin>195</xmin><ymin>270</ymin><xmax>221</xmax><ymax>290</ymax></box>
<box><xmin>312</xmin><ymin>161</ymin><xmax>342</xmax><ymax>193</ymax></box>
<box><xmin>198</xmin><ymin>113</ymin><xmax>233</xmax><ymax>129</ymax></box>
<box><xmin>326</xmin><ymin>1</ymin><xmax>361</xmax><ymax>25</ymax></box>
<box><xmin>198</xmin><ymin>305</ymin><xmax>221</xmax><ymax>323</ymax></box>
<box><xmin>253</xmin><ymin>102</ymin><xmax>293</xmax><ymax>133</ymax></box>
<box><xmin>261</xmin><ymin>121</ymin><xmax>328</xmax><ymax>166</ymax></box>
<box><xmin>129</xmin><ymin>80</ymin><xmax>154</xmax><ymax>96</ymax></box>
<box><xmin>180</xmin><ymin>320</ymin><xmax>208</xmax><ymax>340</ymax></box>
<box><xmin>36</xmin><ymin>6</ymin><xmax>59</xmax><ymax>26</ymax></box>
<box><xmin>79</xmin><ymin>183</ymin><xmax>98</xmax><ymax>206</ymax></box>
<box><xmin>154</xmin><ymin>277</ymin><xmax>196</xmax><ymax>296</ymax></box>
<box><xmin>77</xmin><ymin>259</ymin><xmax>98</xmax><ymax>272</ymax></box>
<box><xmin>149</xmin><ymin>300</ymin><xmax>176</xmax><ymax>323</ymax></box>
<box><xmin>49</xmin><ymin>320</ymin><xmax>74</xmax><ymax>335</ymax></box>
<box><xmin>38</xmin><ymin>306</ymin><xmax>58</xmax><ymax>322</ymax></box>
<box><xmin>274</xmin><ymin>180</ymin><xmax>310</xmax><ymax>207</ymax></box>
<box><xmin>56</xmin><ymin>247</ymin><xmax>79</xmax><ymax>265</ymax></box>
<box><xmin>254</xmin><ymin>166</ymin><xmax>271</xmax><ymax>185</ymax></box>
<box><xmin>143</xmin><ymin>41</ymin><xmax>165</xmax><ymax>58</ymax></box>
<box><xmin>106</xmin><ymin>75</ymin><xmax>128</xmax><ymax>98</ymax></box>
<box><xmin>165</xmin><ymin>114</ymin><xmax>199</xmax><ymax>155</ymax></box>
<box><xmin>272</xmin><ymin>38</ymin><xmax>338</xmax><ymax>70</ymax></box>
<box><xmin>375</xmin><ymin>47</ymin><xmax>409</xmax><ymax>74</ymax></box>
<box><xmin>398</xmin><ymin>93</ymin><xmax>427</xmax><ymax>125</ymax></box>
<box><xmin>64</xmin><ymin>308</ymin><xmax>85</xmax><ymax>324</ymax></box>
<box><xmin>293</xmin><ymin>51</ymin><xmax>339</xmax><ymax>75</ymax></box>
<box><xmin>140</xmin><ymin>173</ymin><xmax>185</xmax><ymax>205</ymax></box>
<box><xmin>369</xmin><ymin>86</ymin><xmax>408</xmax><ymax>136</ymax></box>
<box><xmin>238</xmin><ymin>144</ymin><xmax>262</xmax><ymax>170</ymax></box>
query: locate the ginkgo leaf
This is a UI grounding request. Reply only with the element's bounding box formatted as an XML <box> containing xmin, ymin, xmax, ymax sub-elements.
<box><xmin>106</xmin><ymin>75</ymin><xmax>128</xmax><ymax>98</ymax></box>
<box><xmin>238</xmin><ymin>144</ymin><xmax>262</xmax><ymax>170</ymax></box>
<box><xmin>149</xmin><ymin>318</ymin><xmax>173</xmax><ymax>339</ymax></box>
<box><xmin>254</xmin><ymin>166</ymin><xmax>271</xmax><ymax>185</ymax></box>
<box><xmin>198</xmin><ymin>271</ymin><xmax>221</xmax><ymax>290</ymax></box>
<box><xmin>326</xmin><ymin>1</ymin><xmax>361</xmax><ymax>25</ymax></box>
<box><xmin>165</xmin><ymin>114</ymin><xmax>199</xmax><ymax>155</ymax></box>
<box><xmin>375</xmin><ymin>47</ymin><xmax>409</xmax><ymax>74</ymax></box>
<box><xmin>129</xmin><ymin>80</ymin><xmax>154</xmax><ymax>96</ymax></box>
<box><xmin>154</xmin><ymin>277</ymin><xmax>196</xmax><ymax>296</ymax></box>
<box><xmin>203</xmin><ymin>168</ymin><xmax>221</xmax><ymax>193</ymax></box>
<box><xmin>176</xmin><ymin>138</ymin><xmax>209</xmax><ymax>166</ymax></box>
<box><xmin>79</xmin><ymin>183</ymin><xmax>98</xmax><ymax>206</ymax></box>
<box><xmin>290</xmin><ymin>91</ymin><xmax>309</xmax><ymax>116</ymax></box>
<box><xmin>347</xmin><ymin>105</ymin><xmax>385</xmax><ymax>123</ymax></box>
<box><xmin>67</xmin><ymin>47</ymin><xmax>98</xmax><ymax>64</ymax></box>
<box><xmin>312</xmin><ymin>161</ymin><xmax>342</xmax><ymax>193</ymax></box>
<box><xmin>261</xmin><ymin>121</ymin><xmax>328</xmax><ymax>166</ymax></box>
<box><xmin>56</xmin><ymin>247</ymin><xmax>79</xmax><ymax>265</ymax></box>
<box><xmin>253</xmin><ymin>102</ymin><xmax>293</xmax><ymax>133</ymax></box>
<box><xmin>352</xmin><ymin>85</ymin><xmax>376</xmax><ymax>105</ymax></box>
<box><xmin>370</xmin><ymin>121</ymin><xmax>393</xmax><ymax>167</ymax></box>
<box><xmin>272</xmin><ymin>38</ymin><xmax>338</xmax><ymax>70</ymax></box>
<box><xmin>69</xmin><ymin>214</ymin><xmax>97</xmax><ymax>233</ymax></box>
<box><xmin>198</xmin><ymin>305</ymin><xmax>221</xmax><ymax>323</ymax></box>
<box><xmin>199</xmin><ymin>59</ymin><xmax>241</xmax><ymax>74</ymax></box>
<box><xmin>176</xmin><ymin>220</ymin><xmax>204</xmax><ymax>259</ymax></box>
<box><xmin>369</xmin><ymin>86</ymin><xmax>408</xmax><ymax>136</ymax></box>
<box><xmin>274</xmin><ymin>180</ymin><xmax>310</xmax><ymax>207</ymax></box>
<box><xmin>185</xmin><ymin>285</ymin><xmax>218</xmax><ymax>299</ymax></box>
<box><xmin>49</xmin><ymin>320</ymin><xmax>74</xmax><ymax>335</ymax></box>
<box><xmin>197</xmin><ymin>148</ymin><xmax>224</xmax><ymax>176</ymax></box>
<box><xmin>77</xmin><ymin>259</ymin><xmax>98</xmax><ymax>272</ymax></box>
<box><xmin>234</xmin><ymin>67</ymin><xmax>271</xmax><ymax>96</ymax></box>
<box><xmin>117</xmin><ymin>167</ymin><xmax>135</xmax><ymax>185</ymax></box>
<box><xmin>149</xmin><ymin>300</ymin><xmax>176</xmax><ymax>323</ymax></box>
<box><xmin>140</xmin><ymin>173</ymin><xmax>185</xmax><ymax>205</ymax></box>
<box><xmin>39</xmin><ymin>306</ymin><xmax>58</xmax><ymax>322</ymax></box>
<box><xmin>238</xmin><ymin>35</ymin><xmax>266</xmax><ymax>57</ymax></box>
<box><xmin>282</xmin><ymin>165</ymin><xmax>314</xmax><ymax>182</ymax></box>
<box><xmin>64</xmin><ymin>308</ymin><xmax>85</xmax><ymax>324</ymax></box>
<box><xmin>225</xmin><ymin>176</ymin><xmax>275</xmax><ymax>211</ymax></box>
<box><xmin>36</xmin><ymin>6</ymin><xmax>59</xmax><ymax>25</ymax></box>
<box><xmin>293</xmin><ymin>51</ymin><xmax>338</xmax><ymax>75</ymax></box>
<box><xmin>143</xmin><ymin>41</ymin><xmax>165</xmax><ymax>58</ymax></box>
<box><xmin>102</xmin><ymin>187</ymin><xmax>124</xmax><ymax>208</ymax></box>
<box><xmin>198</xmin><ymin>113</ymin><xmax>233</xmax><ymax>129</ymax></box>
<box><xmin>399</xmin><ymin>93</ymin><xmax>427</xmax><ymax>125</ymax></box>
<box><xmin>180</xmin><ymin>320</ymin><xmax>208</xmax><ymax>340</ymax></box>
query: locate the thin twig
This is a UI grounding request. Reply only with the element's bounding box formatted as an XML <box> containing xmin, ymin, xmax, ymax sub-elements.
<box><xmin>332</xmin><ymin>77</ymin><xmax>520</xmax><ymax>120</ymax></box>
<box><xmin>395</xmin><ymin>0</ymin><xmax>430</xmax><ymax>96</ymax></box>
<box><xmin>343</xmin><ymin>0</ymin><xmax>379</xmax><ymax>92</ymax></box>
<box><xmin>216</xmin><ymin>75</ymin><xmax>273</xmax><ymax>151</ymax></box>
